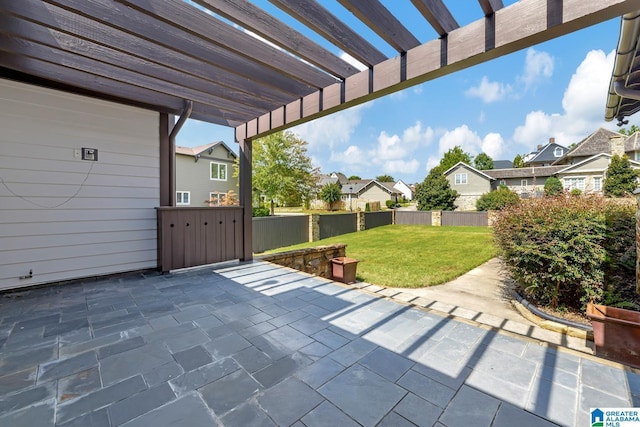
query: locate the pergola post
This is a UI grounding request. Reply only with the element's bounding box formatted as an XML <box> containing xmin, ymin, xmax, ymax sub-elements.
<box><xmin>240</xmin><ymin>138</ymin><xmax>253</xmax><ymax>261</ymax></box>
<box><xmin>159</xmin><ymin>113</ymin><xmax>172</xmax><ymax>207</ymax></box>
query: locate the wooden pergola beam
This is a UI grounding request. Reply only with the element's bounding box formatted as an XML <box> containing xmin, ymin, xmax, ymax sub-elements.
<box><xmin>236</xmin><ymin>0</ymin><xmax>640</xmax><ymax>141</ymax></box>
<box><xmin>478</xmin><ymin>0</ymin><xmax>505</xmax><ymax>16</ymax></box>
<box><xmin>411</xmin><ymin>0</ymin><xmax>459</xmax><ymax>37</ymax></box>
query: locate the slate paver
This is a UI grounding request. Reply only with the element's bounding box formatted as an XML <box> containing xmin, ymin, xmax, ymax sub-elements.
<box><xmin>220</xmin><ymin>402</ymin><xmax>277</xmax><ymax>427</ymax></box>
<box><xmin>359</xmin><ymin>347</ymin><xmax>414</xmax><ymax>382</ymax></box>
<box><xmin>173</xmin><ymin>345</ymin><xmax>212</xmax><ymax>372</ymax></box>
<box><xmin>439</xmin><ymin>386</ymin><xmax>500</xmax><ymax>427</ymax></box>
<box><xmin>118</xmin><ymin>394</ymin><xmax>216</xmax><ymax>427</ymax></box>
<box><xmin>57</xmin><ymin>367</ymin><xmax>102</xmax><ymax>403</ymax></box>
<box><xmin>393</xmin><ymin>392</ymin><xmax>442</xmax><ymax>427</ymax></box>
<box><xmin>300</xmin><ymin>400</ymin><xmax>360</xmax><ymax>427</ymax></box>
<box><xmin>199</xmin><ymin>368</ymin><xmax>262</xmax><ymax>415</ymax></box>
<box><xmin>397</xmin><ymin>369</ymin><xmax>456</xmax><ymax>408</ymax></box>
<box><xmin>258</xmin><ymin>377</ymin><xmax>324</xmax><ymax>426</ymax></box>
<box><xmin>107</xmin><ymin>383</ymin><xmax>175</xmax><ymax>426</ymax></box>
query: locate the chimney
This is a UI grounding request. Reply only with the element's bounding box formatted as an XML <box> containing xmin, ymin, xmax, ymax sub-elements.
<box><xmin>610</xmin><ymin>135</ymin><xmax>626</xmax><ymax>157</ymax></box>
<box><xmin>537</xmin><ymin>144</ymin><xmax>542</xmax><ymax>150</ymax></box>
<box><xmin>549</xmin><ymin>137</ymin><xmax>555</xmax><ymax>144</ymax></box>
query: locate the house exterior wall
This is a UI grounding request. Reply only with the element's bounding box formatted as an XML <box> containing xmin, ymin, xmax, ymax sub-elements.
<box><xmin>491</xmin><ymin>176</ymin><xmax>548</xmax><ymax>196</ymax></box>
<box><xmin>557</xmin><ymin>156</ymin><xmax>612</xmax><ymax>193</ymax></box>
<box><xmin>446</xmin><ymin>165</ymin><xmax>491</xmax><ymax>210</ymax></box>
<box><xmin>359</xmin><ymin>185</ymin><xmax>393</xmax><ymax>205</ymax></box>
<box><xmin>175</xmin><ymin>148</ymin><xmax>237</xmax><ymax>206</ymax></box>
<box><xmin>0</xmin><ymin>79</ymin><xmax>159</xmax><ymax>290</ymax></box>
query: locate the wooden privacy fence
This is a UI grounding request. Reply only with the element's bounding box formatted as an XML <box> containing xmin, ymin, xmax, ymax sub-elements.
<box><xmin>319</xmin><ymin>213</ymin><xmax>357</xmax><ymax>239</ymax></box>
<box><xmin>157</xmin><ymin>207</ymin><xmax>243</xmax><ymax>272</ymax></box>
<box><xmin>253</xmin><ymin>215</ymin><xmax>309</xmax><ymax>253</ymax></box>
<box><xmin>441</xmin><ymin>211</ymin><xmax>488</xmax><ymax>226</ymax></box>
<box><xmin>395</xmin><ymin>210</ymin><xmax>433</xmax><ymax>225</ymax></box>
<box><xmin>364</xmin><ymin>211</ymin><xmax>393</xmax><ymax>229</ymax></box>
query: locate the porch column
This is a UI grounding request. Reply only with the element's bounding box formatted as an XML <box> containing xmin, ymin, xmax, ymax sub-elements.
<box><xmin>240</xmin><ymin>138</ymin><xmax>253</xmax><ymax>261</ymax></box>
<box><xmin>159</xmin><ymin>113</ymin><xmax>172</xmax><ymax>206</ymax></box>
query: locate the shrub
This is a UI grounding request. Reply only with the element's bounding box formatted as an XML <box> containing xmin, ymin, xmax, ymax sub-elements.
<box><xmin>365</xmin><ymin>202</ymin><xmax>370</xmax><ymax>212</ymax></box>
<box><xmin>570</xmin><ymin>188</ymin><xmax>582</xmax><ymax>197</ymax></box>
<box><xmin>604</xmin><ymin>154</ymin><xmax>639</xmax><ymax>197</ymax></box>
<box><xmin>494</xmin><ymin>196</ymin><xmax>611</xmax><ymax>310</ymax></box>
<box><xmin>252</xmin><ymin>206</ymin><xmax>270</xmax><ymax>217</ymax></box>
<box><xmin>475</xmin><ymin>186</ymin><xmax>520</xmax><ymax>211</ymax></box>
<box><xmin>319</xmin><ymin>183</ymin><xmax>342</xmax><ymax>210</ymax></box>
<box><xmin>385</xmin><ymin>200</ymin><xmax>396</xmax><ymax>208</ymax></box>
<box><xmin>415</xmin><ymin>170</ymin><xmax>458</xmax><ymax>210</ymax></box>
<box><xmin>543</xmin><ymin>176</ymin><xmax>563</xmax><ymax>196</ymax></box>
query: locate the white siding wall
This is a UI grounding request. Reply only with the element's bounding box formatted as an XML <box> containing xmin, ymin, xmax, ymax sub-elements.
<box><xmin>0</xmin><ymin>79</ymin><xmax>159</xmax><ymax>290</ymax></box>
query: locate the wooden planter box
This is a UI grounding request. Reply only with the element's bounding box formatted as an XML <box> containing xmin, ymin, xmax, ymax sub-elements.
<box><xmin>587</xmin><ymin>303</ymin><xmax>640</xmax><ymax>368</ymax></box>
<box><xmin>331</xmin><ymin>257</ymin><xmax>359</xmax><ymax>284</ymax></box>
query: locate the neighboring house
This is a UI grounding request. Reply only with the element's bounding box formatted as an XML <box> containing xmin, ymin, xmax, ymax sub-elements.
<box><xmin>556</xmin><ymin>153</ymin><xmax>640</xmax><ymax>192</ymax></box>
<box><xmin>175</xmin><ymin>141</ymin><xmax>238</xmax><ymax>207</ymax></box>
<box><xmin>552</xmin><ymin>127</ymin><xmax>620</xmax><ymax>165</ymax></box>
<box><xmin>444</xmin><ymin>162</ymin><xmax>493</xmax><ymax>210</ymax></box>
<box><xmin>523</xmin><ymin>138</ymin><xmax>568</xmax><ymax>166</ymax></box>
<box><xmin>393</xmin><ymin>179</ymin><xmax>414</xmax><ymax>201</ymax></box>
<box><xmin>484</xmin><ymin>166</ymin><xmax>566</xmax><ymax>197</ymax></box>
<box><xmin>336</xmin><ymin>179</ymin><xmax>402</xmax><ymax>210</ymax></box>
<box><xmin>493</xmin><ymin>160</ymin><xmax>513</xmax><ymax>169</ymax></box>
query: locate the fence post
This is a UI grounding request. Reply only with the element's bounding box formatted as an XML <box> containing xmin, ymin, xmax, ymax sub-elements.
<box><xmin>432</xmin><ymin>211</ymin><xmax>442</xmax><ymax>226</ymax></box>
<box><xmin>391</xmin><ymin>209</ymin><xmax>396</xmax><ymax>225</ymax></box>
<box><xmin>309</xmin><ymin>214</ymin><xmax>319</xmax><ymax>242</ymax></box>
<box><xmin>357</xmin><ymin>211</ymin><xmax>365</xmax><ymax>231</ymax></box>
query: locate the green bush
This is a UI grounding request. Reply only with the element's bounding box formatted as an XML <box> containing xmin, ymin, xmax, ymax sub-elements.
<box><xmin>385</xmin><ymin>200</ymin><xmax>397</xmax><ymax>208</ymax></box>
<box><xmin>252</xmin><ymin>206</ymin><xmax>270</xmax><ymax>217</ymax></box>
<box><xmin>543</xmin><ymin>176</ymin><xmax>563</xmax><ymax>196</ymax></box>
<box><xmin>570</xmin><ymin>188</ymin><xmax>582</xmax><ymax>197</ymax></box>
<box><xmin>475</xmin><ymin>186</ymin><xmax>520</xmax><ymax>211</ymax></box>
<box><xmin>494</xmin><ymin>196</ymin><xmax>622</xmax><ymax>311</ymax></box>
<box><xmin>365</xmin><ymin>202</ymin><xmax>370</xmax><ymax>212</ymax></box>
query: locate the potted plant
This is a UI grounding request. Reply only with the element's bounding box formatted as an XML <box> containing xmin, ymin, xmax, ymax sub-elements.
<box><xmin>586</xmin><ymin>303</ymin><xmax>640</xmax><ymax>368</ymax></box>
<box><xmin>331</xmin><ymin>257</ymin><xmax>359</xmax><ymax>284</ymax></box>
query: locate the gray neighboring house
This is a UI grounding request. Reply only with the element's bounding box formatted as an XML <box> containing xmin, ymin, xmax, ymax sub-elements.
<box><xmin>553</xmin><ymin>127</ymin><xmax>637</xmax><ymax>165</ymax></box>
<box><xmin>523</xmin><ymin>138</ymin><xmax>568</xmax><ymax>166</ymax></box>
<box><xmin>176</xmin><ymin>142</ymin><xmax>238</xmax><ymax>207</ymax></box>
<box><xmin>444</xmin><ymin>162</ymin><xmax>493</xmax><ymax>210</ymax></box>
<box><xmin>485</xmin><ymin>166</ymin><xmax>566</xmax><ymax>197</ymax></box>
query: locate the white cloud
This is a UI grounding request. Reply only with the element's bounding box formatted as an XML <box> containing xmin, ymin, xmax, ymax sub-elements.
<box><xmin>438</xmin><ymin>125</ymin><xmax>483</xmax><ymax>156</ymax></box>
<box><xmin>383</xmin><ymin>159</ymin><xmax>420</xmax><ymax>174</ymax></box>
<box><xmin>512</xmin><ymin>49</ymin><xmax>615</xmax><ymax>148</ymax></box>
<box><xmin>367</xmin><ymin>121</ymin><xmax>434</xmax><ymax>173</ymax></box>
<box><xmin>330</xmin><ymin>145</ymin><xmax>368</xmax><ymax>165</ymax></box>
<box><xmin>292</xmin><ymin>103</ymin><xmax>370</xmax><ymax>151</ymax></box>
<box><xmin>481</xmin><ymin>133</ymin><xmax>505</xmax><ymax>159</ymax></box>
<box><xmin>519</xmin><ymin>48</ymin><xmax>554</xmax><ymax>88</ymax></box>
<box><xmin>465</xmin><ymin>76</ymin><xmax>512</xmax><ymax>103</ymax></box>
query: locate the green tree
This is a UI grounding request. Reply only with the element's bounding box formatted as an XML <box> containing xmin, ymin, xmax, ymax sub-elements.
<box><xmin>543</xmin><ymin>176</ymin><xmax>563</xmax><ymax>196</ymax></box>
<box><xmin>474</xmin><ymin>153</ymin><xmax>494</xmax><ymax>170</ymax></box>
<box><xmin>437</xmin><ymin>146</ymin><xmax>472</xmax><ymax>173</ymax></box>
<box><xmin>476</xmin><ymin>186</ymin><xmax>520</xmax><ymax>211</ymax></box>
<box><xmin>604</xmin><ymin>154</ymin><xmax>639</xmax><ymax>197</ymax></box>
<box><xmin>376</xmin><ymin>174</ymin><xmax>394</xmax><ymax>182</ymax></box>
<box><xmin>415</xmin><ymin>169</ymin><xmax>459</xmax><ymax>210</ymax></box>
<box><xmin>319</xmin><ymin>182</ymin><xmax>342</xmax><ymax>211</ymax></box>
<box><xmin>512</xmin><ymin>154</ymin><xmax>525</xmax><ymax>168</ymax></box>
<box><xmin>619</xmin><ymin>125</ymin><xmax>640</xmax><ymax>136</ymax></box>
<box><xmin>348</xmin><ymin>175</ymin><xmax>361</xmax><ymax>180</ymax></box>
<box><xmin>251</xmin><ymin>131</ymin><xmax>318</xmax><ymax>215</ymax></box>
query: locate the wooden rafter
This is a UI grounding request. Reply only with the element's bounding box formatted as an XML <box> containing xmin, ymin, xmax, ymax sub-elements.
<box><xmin>411</xmin><ymin>0</ymin><xmax>459</xmax><ymax>36</ymax></box>
<box><xmin>478</xmin><ymin>0</ymin><xmax>505</xmax><ymax>16</ymax></box>
<box><xmin>337</xmin><ymin>0</ymin><xmax>421</xmax><ymax>53</ymax></box>
<box><xmin>268</xmin><ymin>0</ymin><xmax>386</xmax><ymax>67</ymax></box>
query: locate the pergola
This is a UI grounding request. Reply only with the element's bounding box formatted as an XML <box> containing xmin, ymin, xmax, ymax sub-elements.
<box><xmin>2</xmin><ymin>0</ymin><xmax>640</xmax><ymax>261</ymax></box>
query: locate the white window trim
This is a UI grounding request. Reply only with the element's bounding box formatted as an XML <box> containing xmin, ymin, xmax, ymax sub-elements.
<box><xmin>208</xmin><ymin>192</ymin><xmax>222</xmax><ymax>206</ymax></box>
<box><xmin>210</xmin><ymin>161</ymin><xmax>228</xmax><ymax>181</ymax></box>
<box><xmin>176</xmin><ymin>191</ymin><xmax>190</xmax><ymax>206</ymax></box>
<box><xmin>593</xmin><ymin>176</ymin><xmax>603</xmax><ymax>192</ymax></box>
<box><xmin>454</xmin><ymin>173</ymin><xmax>468</xmax><ymax>185</ymax></box>
<box><xmin>554</xmin><ymin>147</ymin><xmax>563</xmax><ymax>157</ymax></box>
<box><xmin>563</xmin><ymin>176</ymin><xmax>586</xmax><ymax>191</ymax></box>
<box><xmin>521</xmin><ymin>179</ymin><xmax>528</xmax><ymax>187</ymax></box>
<box><xmin>499</xmin><ymin>180</ymin><xmax>506</xmax><ymax>186</ymax></box>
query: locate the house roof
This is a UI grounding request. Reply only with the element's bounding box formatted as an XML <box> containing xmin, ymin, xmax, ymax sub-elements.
<box><xmin>552</xmin><ymin>128</ymin><xmax>619</xmax><ymax>163</ymax></box>
<box><xmin>175</xmin><ymin>141</ymin><xmax>237</xmax><ymax>159</ymax></box>
<box><xmin>556</xmin><ymin>152</ymin><xmax>640</xmax><ymax>174</ymax></box>
<box><xmin>341</xmin><ymin>180</ymin><xmax>401</xmax><ymax>195</ymax></box>
<box><xmin>493</xmin><ymin>160</ymin><xmax>513</xmax><ymax>169</ymax></box>
<box><xmin>524</xmin><ymin>142</ymin><xmax>568</xmax><ymax>164</ymax></box>
<box><xmin>625</xmin><ymin>131</ymin><xmax>640</xmax><ymax>151</ymax></box>
<box><xmin>484</xmin><ymin>166</ymin><xmax>566</xmax><ymax>179</ymax></box>
<box><xmin>1</xmin><ymin>1</ymin><xmax>629</xmax><ymax>142</ymax></box>
<box><xmin>443</xmin><ymin>162</ymin><xmax>494</xmax><ymax>181</ymax></box>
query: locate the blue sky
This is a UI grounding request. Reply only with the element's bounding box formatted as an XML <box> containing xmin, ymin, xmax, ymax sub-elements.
<box><xmin>176</xmin><ymin>1</ymin><xmax>638</xmax><ymax>184</ymax></box>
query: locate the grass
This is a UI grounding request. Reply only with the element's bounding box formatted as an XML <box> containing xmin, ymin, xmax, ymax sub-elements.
<box><xmin>264</xmin><ymin>224</ymin><xmax>496</xmax><ymax>288</ymax></box>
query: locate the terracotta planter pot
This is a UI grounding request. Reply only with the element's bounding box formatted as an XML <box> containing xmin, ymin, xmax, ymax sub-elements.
<box><xmin>331</xmin><ymin>257</ymin><xmax>359</xmax><ymax>284</ymax></box>
<box><xmin>587</xmin><ymin>303</ymin><xmax>640</xmax><ymax>368</ymax></box>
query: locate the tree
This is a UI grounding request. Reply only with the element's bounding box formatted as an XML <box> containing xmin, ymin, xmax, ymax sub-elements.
<box><xmin>348</xmin><ymin>175</ymin><xmax>361</xmax><ymax>180</ymax></box>
<box><xmin>476</xmin><ymin>186</ymin><xmax>520</xmax><ymax>211</ymax></box>
<box><xmin>376</xmin><ymin>174</ymin><xmax>394</xmax><ymax>182</ymax></box>
<box><xmin>619</xmin><ymin>125</ymin><xmax>640</xmax><ymax>136</ymax></box>
<box><xmin>415</xmin><ymin>169</ymin><xmax>459</xmax><ymax>210</ymax></box>
<box><xmin>604</xmin><ymin>154</ymin><xmax>639</xmax><ymax>197</ymax></box>
<box><xmin>543</xmin><ymin>176</ymin><xmax>563</xmax><ymax>196</ymax></box>
<box><xmin>512</xmin><ymin>154</ymin><xmax>525</xmax><ymax>168</ymax></box>
<box><xmin>474</xmin><ymin>153</ymin><xmax>494</xmax><ymax>170</ymax></box>
<box><xmin>251</xmin><ymin>131</ymin><xmax>318</xmax><ymax>215</ymax></box>
<box><xmin>438</xmin><ymin>146</ymin><xmax>472</xmax><ymax>173</ymax></box>
<box><xmin>319</xmin><ymin>183</ymin><xmax>342</xmax><ymax>210</ymax></box>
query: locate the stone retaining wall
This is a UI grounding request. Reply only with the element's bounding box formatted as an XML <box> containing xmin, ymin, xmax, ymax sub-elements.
<box><xmin>259</xmin><ymin>244</ymin><xmax>346</xmax><ymax>278</ymax></box>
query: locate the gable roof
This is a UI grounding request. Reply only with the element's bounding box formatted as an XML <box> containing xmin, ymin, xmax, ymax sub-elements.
<box><xmin>342</xmin><ymin>180</ymin><xmax>401</xmax><ymax>196</ymax></box>
<box><xmin>525</xmin><ymin>142</ymin><xmax>568</xmax><ymax>164</ymax></box>
<box><xmin>493</xmin><ymin>160</ymin><xmax>513</xmax><ymax>169</ymax></box>
<box><xmin>484</xmin><ymin>166</ymin><xmax>565</xmax><ymax>179</ymax></box>
<box><xmin>443</xmin><ymin>162</ymin><xmax>494</xmax><ymax>181</ymax></box>
<box><xmin>175</xmin><ymin>141</ymin><xmax>237</xmax><ymax>159</ymax></box>
<box><xmin>625</xmin><ymin>131</ymin><xmax>640</xmax><ymax>152</ymax></box>
<box><xmin>556</xmin><ymin>152</ymin><xmax>640</xmax><ymax>174</ymax></box>
<box><xmin>553</xmin><ymin>128</ymin><xmax>619</xmax><ymax>163</ymax></box>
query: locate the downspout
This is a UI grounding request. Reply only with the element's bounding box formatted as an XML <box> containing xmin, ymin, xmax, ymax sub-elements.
<box><xmin>168</xmin><ymin>100</ymin><xmax>193</xmax><ymax>206</ymax></box>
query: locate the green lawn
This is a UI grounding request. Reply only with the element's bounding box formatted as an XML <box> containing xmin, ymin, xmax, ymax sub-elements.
<box><xmin>265</xmin><ymin>224</ymin><xmax>496</xmax><ymax>288</ymax></box>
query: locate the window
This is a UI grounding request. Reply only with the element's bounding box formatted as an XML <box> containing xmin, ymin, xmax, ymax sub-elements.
<box><xmin>554</xmin><ymin>147</ymin><xmax>563</xmax><ymax>157</ymax></box>
<box><xmin>454</xmin><ymin>173</ymin><xmax>467</xmax><ymax>185</ymax></box>
<box><xmin>521</xmin><ymin>179</ymin><xmax>528</xmax><ymax>187</ymax></box>
<box><xmin>635</xmin><ymin>151</ymin><xmax>640</xmax><ymax>162</ymax></box>
<box><xmin>564</xmin><ymin>177</ymin><xmax>585</xmax><ymax>191</ymax></box>
<box><xmin>593</xmin><ymin>176</ymin><xmax>602</xmax><ymax>192</ymax></box>
<box><xmin>210</xmin><ymin>162</ymin><xmax>227</xmax><ymax>181</ymax></box>
<box><xmin>499</xmin><ymin>180</ymin><xmax>506</xmax><ymax>186</ymax></box>
<box><xmin>176</xmin><ymin>191</ymin><xmax>190</xmax><ymax>205</ymax></box>
<box><xmin>208</xmin><ymin>192</ymin><xmax>222</xmax><ymax>206</ymax></box>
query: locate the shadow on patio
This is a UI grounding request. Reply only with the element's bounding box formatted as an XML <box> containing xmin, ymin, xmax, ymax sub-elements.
<box><xmin>0</xmin><ymin>261</ymin><xmax>638</xmax><ymax>426</ymax></box>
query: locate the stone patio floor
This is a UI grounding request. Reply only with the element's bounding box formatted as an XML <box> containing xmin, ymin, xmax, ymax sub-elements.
<box><xmin>0</xmin><ymin>261</ymin><xmax>638</xmax><ymax>427</ymax></box>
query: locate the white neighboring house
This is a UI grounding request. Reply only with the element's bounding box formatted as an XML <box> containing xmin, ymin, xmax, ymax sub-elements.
<box><xmin>175</xmin><ymin>142</ymin><xmax>238</xmax><ymax>207</ymax></box>
<box><xmin>393</xmin><ymin>179</ymin><xmax>414</xmax><ymax>201</ymax></box>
